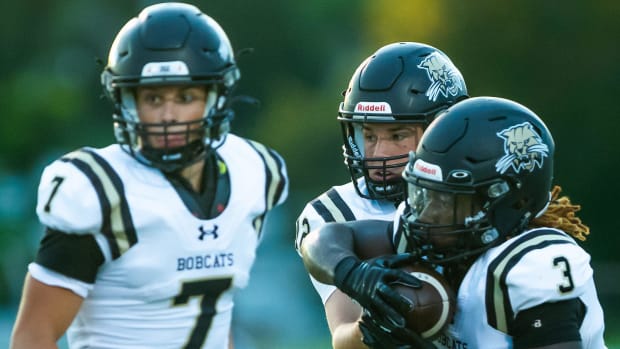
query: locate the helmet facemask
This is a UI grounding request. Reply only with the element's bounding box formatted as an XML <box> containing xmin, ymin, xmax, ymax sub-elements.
<box><xmin>402</xmin><ymin>178</ymin><xmax>504</xmax><ymax>265</ymax></box>
<box><xmin>341</xmin><ymin>119</ymin><xmax>414</xmax><ymax>201</ymax></box>
<box><xmin>113</xmin><ymin>86</ymin><xmax>231</xmax><ymax>172</ymax></box>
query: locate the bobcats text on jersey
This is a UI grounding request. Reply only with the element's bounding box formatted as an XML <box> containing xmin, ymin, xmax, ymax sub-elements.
<box><xmin>177</xmin><ymin>252</ymin><xmax>234</xmax><ymax>271</ymax></box>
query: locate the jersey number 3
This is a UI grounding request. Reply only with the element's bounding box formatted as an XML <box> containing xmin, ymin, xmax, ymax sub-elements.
<box><xmin>173</xmin><ymin>278</ymin><xmax>233</xmax><ymax>348</ymax></box>
<box><xmin>553</xmin><ymin>256</ymin><xmax>575</xmax><ymax>293</ymax></box>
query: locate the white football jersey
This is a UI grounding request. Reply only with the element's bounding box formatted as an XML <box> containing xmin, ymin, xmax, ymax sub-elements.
<box><xmin>295</xmin><ymin>180</ymin><xmax>397</xmax><ymax>303</ymax></box>
<box><xmin>392</xmin><ymin>203</ymin><xmax>607</xmax><ymax>348</ymax></box>
<box><xmin>30</xmin><ymin>134</ymin><xmax>288</xmax><ymax>349</ymax></box>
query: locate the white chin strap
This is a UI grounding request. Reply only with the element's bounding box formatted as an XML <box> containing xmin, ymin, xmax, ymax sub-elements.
<box><xmin>534</xmin><ymin>191</ymin><xmax>552</xmax><ymax>218</ymax></box>
<box><xmin>203</xmin><ymin>89</ymin><xmax>218</xmax><ymax>118</ymax></box>
<box><xmin>203</xmin><ymin>89</ymin><xmax>230</xmax><ymax>148</ymax></box>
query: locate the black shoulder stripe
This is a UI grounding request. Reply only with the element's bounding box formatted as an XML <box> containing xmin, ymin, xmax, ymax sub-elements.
<box><xmin>264</xmin><ymin>146</ymin><xmax>287</xmax><ymax>205</ymax></box>
<box><xmin>61</xmin><ymin>148</ymin><xmax>137</xmax><ymax>259</ymax></box>
<box><xmin>245</xmin><ymin>140</ymin><xmax>288</xmax><ymax>237</ymax></box>
<box><xmin>61</xmin><ymin>152</ymin><xmax>119</xmax><ymax>258</ymax></box>
<box><xmin>327</xmin><ymin>189</ymin><xmax>356</xmax><ymax>220</ymax></box>
<box><xmin>485</xmin><ymin>229</ymin><xmax>576</xmax><ymax>334</ymax></box>
<box><xmin>310</xmin><ymin>188</ymin><xmax>356</xmax><ymax>223</ymax></box>
<box><xmin>310</xmin><ymin>199</ymin><xmax>335</xmax><ymax>222</ymax></box>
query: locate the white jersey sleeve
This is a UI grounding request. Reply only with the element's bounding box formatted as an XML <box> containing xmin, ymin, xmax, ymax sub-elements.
<box><xmin>36</xmin><ymin>150</ymin><xmax>103</xmax><ymax>234</ymax></box>
<box><xmin>486</xmin><ymin>228</ymin><xmax>597</xmax><ymax>333</ymax></box>
<box><xmin>295</xmin><ymin>188</ymin><xmax>358</xmax><ymax>304</ymax></box>
<box><xmin>430</xmin><ymin>228</ymin><xmax>606</xmax><ymax>348</ymax></box>
<box><xmin>31</xmin><ymin>148</ymin><xmax>137</xmax><ymax>297</ymax></box>
<box><xmin>242</xmin><ymin>139</ymin><xmax>289</xmax><ymax>241</ymax></box>
<box><xmin>295</xmin><ymin>182</ymin><xmax>397</xmax><ymax>304</ymax></box>
<box><xmin>295</xmin><ymin>187</ymin><xmax>358</xmax><ymax>255</ymax></box>
<box><xmin>506</xmin><ymin>233</ymin><xmax>592</xmax><ymax>311</ymax></box>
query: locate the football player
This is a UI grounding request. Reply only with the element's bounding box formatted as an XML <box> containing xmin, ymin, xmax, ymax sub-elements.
<box><xmin>300</xmin><ymin>97</ymin><xmax>606</xmax><ymax>348</ymax></box>
<box><xmin>10</xmin><ymin>3</ymin><xmax>288</xmax><ymax>349</ymax></box>
<box><xmin>295</xmin><ymin>42</ymin><xmax>468</xmax><ymax>348</ymax></box>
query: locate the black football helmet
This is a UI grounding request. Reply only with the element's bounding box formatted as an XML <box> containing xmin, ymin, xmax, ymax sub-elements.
<box><xmin>339</xmin><ymin>42</ymin><xmax>468</xmax><ymax>201</ymax></box>
<box><xmin>101</xmin><ymin>3</ymin><xmax>240</xmax><ymax>172</ymax></box>
<box><xmin>401</xmin><ymin>96</ymin><xmax>555</xmax><ymax>265</ymax></box>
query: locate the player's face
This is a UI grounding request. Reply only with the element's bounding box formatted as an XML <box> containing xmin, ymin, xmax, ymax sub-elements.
<box><xmin>362</xmin><ymin>123</ymin><xmax>424</xmax><ymax>182</ymax></box>
<box><xmin>135</xmin><ymin>85</ymin><xmax>208</xmax><ymax>149</ymax></box>
<box><xmin>409</xmin><ymin>188</ymin><xmax>480</xmax><ymax>250</ymax></box>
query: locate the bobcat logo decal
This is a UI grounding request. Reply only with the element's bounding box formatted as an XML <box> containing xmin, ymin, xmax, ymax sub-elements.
<box><xmin>495</xmin><ymin>122</ymin><xmax>549</xmax><ymax>174</ymax></box>
<box><xmin>417</xmin><ymin>52</ymin><xmax>466</xmax><ymax>102</ymax></box>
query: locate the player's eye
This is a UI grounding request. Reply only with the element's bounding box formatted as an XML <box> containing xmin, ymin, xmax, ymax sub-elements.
<box><xmin>142</xmin><ymin>94</ymin><xmax>162</xmax><ymax>106</ymax></box>
<box><xmin>179</xmin><ymin>93</ymin><xmax>195</xmax><ymax>103</ymax></box>
<box><xmin>364</xmin><ymin>133</ymin><xmax>377</xmax><ymax>143</ymax></box>
<box><xmin>392</xmin><ymin>132</ymin><xmax>408</xmax><ymax>141</ymax></box>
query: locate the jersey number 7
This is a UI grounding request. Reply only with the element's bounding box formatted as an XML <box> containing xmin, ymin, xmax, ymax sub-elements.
<box><xmin>173</xmin><ymin>277</ymin><xmax>233</xmax><ymax>348</ymax></box>
<box><xmin>44</xmin><ymin>176</ymin><xmax>65</xmax><ymax>212</ymax></box>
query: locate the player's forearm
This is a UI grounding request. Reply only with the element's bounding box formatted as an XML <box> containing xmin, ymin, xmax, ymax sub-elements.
<box><xmin>10</xmin><ymin>330</ymin><xmax>60</xmax><ymax>349</ymax></box>
<box><xmin>300</xmin><ymin>222</ymin><xmax>357</xmax><ymax>284</ymax></box>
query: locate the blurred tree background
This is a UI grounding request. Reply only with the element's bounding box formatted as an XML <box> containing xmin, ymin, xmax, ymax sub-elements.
<box><xmin>1</xmin><ymin>0</ymin><xmax>618</xmax><ymax>347</ymax></box>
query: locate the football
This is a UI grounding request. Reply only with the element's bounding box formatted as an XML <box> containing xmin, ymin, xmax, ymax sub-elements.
<box><xmin>392</xmin><ymin>263</ymin><xmax>456</xmax><ymax>339</ymax></box>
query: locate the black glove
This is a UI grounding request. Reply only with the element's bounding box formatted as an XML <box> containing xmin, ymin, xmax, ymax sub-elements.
<box><xmin>333</xmin><ymin>253</ymin><xmax>422</xmax><ymax>329</ymax></box>
<box><xmin>359</xmin><ymin>312</ymin><xmax>436</xmax><ymax>349</ymax></box>
<box><xmin>359</xmin><ymin>311</ymin><xmax>413</xmax><ymax>349</ymax></box>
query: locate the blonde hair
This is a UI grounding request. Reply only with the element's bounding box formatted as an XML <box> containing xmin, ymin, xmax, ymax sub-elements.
<box><xmin>530</xmin><ymin>185</ymin><xmax>590</xmax><ymax>241</ymax></box>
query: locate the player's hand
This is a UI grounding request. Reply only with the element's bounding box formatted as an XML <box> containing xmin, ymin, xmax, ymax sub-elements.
<box><xmin>333</xmin><ymin>253</ymin><xmax>421</xmax><ymax>328</ymax></box>
<box><xmin>360</xmin><ymin>311</ymin><xmax>437</xmax><ymax>349</ymax></box>
<box><xmin>359</xmin><ymin>311</ymin><xmax>414</xmax><ymax>349</ymax></box>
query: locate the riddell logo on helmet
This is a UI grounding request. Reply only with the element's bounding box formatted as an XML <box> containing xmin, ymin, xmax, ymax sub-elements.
<box><xmin>413</xmin><ymin>159</ymin><xmax>442</xmax><ymax>181</ymax></box>
<box><xmin>355</xmin><ymin>102</ymin><xmax>392</xmax><ymax>114</ymax></box>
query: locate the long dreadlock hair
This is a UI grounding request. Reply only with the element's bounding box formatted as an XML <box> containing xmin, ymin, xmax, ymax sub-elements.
<box><xmin>529</xmin><ymin>185</ymin><xmax>590</xmax><ymax>241</ymax></box>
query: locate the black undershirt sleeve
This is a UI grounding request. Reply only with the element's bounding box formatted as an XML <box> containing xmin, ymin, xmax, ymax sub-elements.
<box><xmin>512</xmin><ymin>298</ymin><xmax>585</xmax><ymax>349</ymax></box>
<box><xmin>35</xmin><ymin>228</ymin><xmax>104</xmax><ymax>284</ymax></box>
